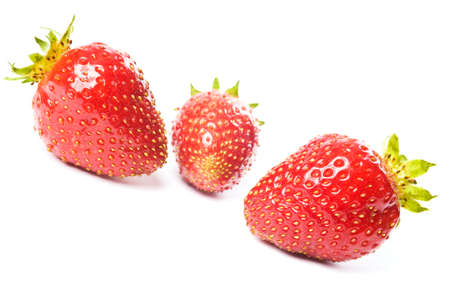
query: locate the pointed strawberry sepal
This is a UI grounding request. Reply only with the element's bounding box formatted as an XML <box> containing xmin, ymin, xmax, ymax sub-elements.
<box><xmin>225</xmin><ymin>80</ymin><xmax>240</xmax><ymax>98</ymax></box>
<box><xmin>212</xmin><ymin>77</ymin><xmax>220</xmax><ymax>90</ymax></box>
<box><xmin>5</xmin><ymin>16</ymin><xmax>75</xmax><ymax>84</ymax></box>
<box><xmin>190</xmin><ymin>78</ymin><xmax>241</xmax><ymax>98</ymax></box>
<box><xmin>188</xmin><ymin>79</ymin><xmax>263</xmax><ymax>127</ymax></box>
<box><xmin>190</xmin><ymin>83</ymin><xmax>201</xmax><ymax>96</ymax></box>
<box><xmin>383</xmin><ymin>134</ymin><xmax>436</xmax><ymax>213</ymax></box>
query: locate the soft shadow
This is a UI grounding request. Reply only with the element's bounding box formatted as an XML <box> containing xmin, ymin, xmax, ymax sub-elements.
<box><xmin>179</xmin><ymin>176</ymin><xmax>222</xmax><ymax>200</ymax></box>
<box><xmin>60</xmin><ymin>158</ymin><xmax>165</xmax><ymax>188</ymax></box>
<box><xmin>260</xmin><ymin>239</ymin><xmax>392</xmax><ymax>272</ymax></box>
<box><xmin>61</xmin><ymin>160</ymin><xmax>111</xmax><ymax>179</ymax></box>
<box><xmin>110</xmin><ymin>174</ymin><xmax>165</xmax><ymax>189</ymax></box>
<box><xmin>260</xmin><ymin>239</ymin><xmax>340</xmax><ymax>268</ymax></box>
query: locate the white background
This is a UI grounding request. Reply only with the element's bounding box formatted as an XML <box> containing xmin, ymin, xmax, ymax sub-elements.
<box><xmin>0</xmin><ymin>1</ymin><xmax>448</xmax><ymax>298</ymax></box>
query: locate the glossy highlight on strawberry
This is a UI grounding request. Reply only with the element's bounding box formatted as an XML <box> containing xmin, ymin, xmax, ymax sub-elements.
<box><xmin>7</xmin><ymin>17</ymin><xmax>168</xmax><ymax>177</ymax></box>
<box><xmin>172</xmin><ymin>78</ymin><xmax>260</xmax><ymax>192</ymax></box>
<box><xmin>244</xmin><ymin>134</ymin><xmax>435</xmax><ymax>262</ymax></box>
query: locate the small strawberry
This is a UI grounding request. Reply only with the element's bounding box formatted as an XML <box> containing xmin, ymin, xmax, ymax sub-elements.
<box><xmin>6</xmin><ymin>17</ymin><xmax>168</xmax><ymax>177</ymax></box>
<box><xmin>244</xmin><ymin>134</ymin><xmax>435</xmax><ymax>262</ymax></box>
<box><xmin>172</xmin><ymin>78</ymin><xmax>262</xmax><ymax>192</ymax></box>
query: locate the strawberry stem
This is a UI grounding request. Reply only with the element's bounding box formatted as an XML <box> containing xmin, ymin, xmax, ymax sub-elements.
<box><xmin>5</xmin><ymin>16</ymin><xmax>75</xmax><ymax>84</ymax></box>
<box><xmin>383</xmin><ymin>134</ymin><xmax>436</xmax><ymax>212</ymax></box>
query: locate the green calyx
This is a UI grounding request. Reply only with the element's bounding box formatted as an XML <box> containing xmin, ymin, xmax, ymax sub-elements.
<box><xmin>190</xmin><ymin>77</ymin><xmax>241</xmax><ymax>97</ymax></box>
<box><xmin>5</xmin><ymin>16</ymin><xmax>75</xmax><ymax>84</ymax></box>
<box><xmin>189</xmin><ymin>78</ymin><xmax>265</xmax><ymax>126</ymax></box>
<box><xmin>383</xmin><ymin>134</ymin><xmax>436</xmax><ymax>213</ymax></box>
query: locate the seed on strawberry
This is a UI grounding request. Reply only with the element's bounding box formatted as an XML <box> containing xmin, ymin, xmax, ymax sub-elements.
<box><xmin>172</xmin><ymin>78</ymin><xmax>262</xmax><ymax>192</ymax></box>
<box><xmin>244</xmin><ymin>134</ymin><xmax>436</xmax><ymax>262</ymax></box>
<box><xmin>6</xmin><ymin>17</ymin><xmax>168</xmax><ymax>177</ymax></box>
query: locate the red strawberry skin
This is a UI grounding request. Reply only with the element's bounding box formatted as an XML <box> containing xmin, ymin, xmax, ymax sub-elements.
<box><xmin>244</xmin><ymin>134</ymin><xmax>400</xmax><ymax>262</ymax></box>
<box><xmin>33</xmin><ymin>43</ymin><xmax>168</xmax><ymax>177</ymax></box>
<box><xmin>172</xmin><ymin>90</ymin><xmax>259</xmax><ymax>192</ymax></box>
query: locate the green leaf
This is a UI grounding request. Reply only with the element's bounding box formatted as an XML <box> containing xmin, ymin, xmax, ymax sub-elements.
<box><xmin>226</xmin><ymin>80</ymin><xmax>240</xmax><ymax>98</ymax></box>
<box><xmin>40</xmin><ymin>27</ymin><xmax>60</xmax><ymax>35</ymax></box>
<box><xmin>399</xmin><ymin>154</ymin><xmax>407</xmax><ymax>164</ymax></box>
<box><xmin>47</xmin><ymin>30</ymin><xmax>58</xmax><ymax>43</ymax></box>
<box><xmin>35</xmin><ymin>37</ymin><xmax>49</xmax><ymax>52</ymax></box>
<box><xmin>403</xmin><ymin>198</ymin><xmax>428</xmax><ymax>213</ymax></box>
<box><xmin>257</xmin><ymin>120</ymin><xmax>265</xmax><ymax>126</ymax></box>
<box><xmin>386</xmin><ymin>134</ymin><xmax>399</xmax><ymax>160</ymax></box>
<box><xmin>249</xmin><ymin>103</ymin><xmax>259</xmax><ymax>109</ymax></box>
<box><xmin>21</xmin><ymin>78</ymin><xmax>34</xmax><ymax>84</ymax></box>
<box><xmin>9</xmin><ymin>63</ymin><xmax>33</xmax><ymax>76</ymax></box>
<box><xmin>29</xmin><ymin>53</ymin><xmax>43</xmax><ymax>63</ymax></box>
<box><xmin>190</xmin><ymin>84</ymin><xmax>201</xmax><ymax>96</ymax></box>
<box><xmin>403</xmin><ymin>185</ymin><xmax>435</xmax><ymax>201</ymax></box>
<box><xmin>60</xmin><ymin>15</ymin><xmax>75</xmax><ymax>43</ymax></box>
<box><xmin>212</xmin><ymin>77</ymin><xmax>220</xmax><ymax>90</ymax></box>
<box><xmin>403</xmin><ymin>159</ymin><xmax>435</xmax><ymax>178</ymax></box>
<box><xmin>4</xmin><ymin>76</ymin><xmax>26</xmax><ymax>81</ymax></box>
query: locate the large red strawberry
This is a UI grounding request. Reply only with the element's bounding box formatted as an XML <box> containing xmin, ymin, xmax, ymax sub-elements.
<box><xmin>6</xmin><ymin>17</ymin><xmax>168</xmax><ymax>177</ymax></box>
<box><xmin>244</xmin><ymin>134</ymin><xmax>435</xmax><ymax>262</ymax></box>
<box><xmin>172</xmin><ymin>78</ymin><xmax>262</xmax><ymax>192</ymax></box>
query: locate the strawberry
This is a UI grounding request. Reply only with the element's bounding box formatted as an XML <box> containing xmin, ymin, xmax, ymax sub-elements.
<box><xmin>244</xmin><ymin>134</ymin><xmax>435</xmax><ymax>262</ymax></box>
<box><xmin>172</xmin><ymin>78</ymin><xmax>261</xmax><ymax>192</ymax></box>
<box><xmin>6</xmin><ymin>17</ymin><xmax>168</xmax><ymax>177</ymax></box>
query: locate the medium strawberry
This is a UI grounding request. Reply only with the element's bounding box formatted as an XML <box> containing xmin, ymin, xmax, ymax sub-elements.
<box><xmin>172</xmin><ymin>78</ymin><xmax>262</xmax><ymax>192</ymax></box>
<box><xmin>6</xmin><ymin>17</ymin><xmax>168</xmax><ymax>177</ymax></box>
<box><xmin>244</xmin><ymin>134</ymin><xmax>435</xmax><ymax>262</ymax></box>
